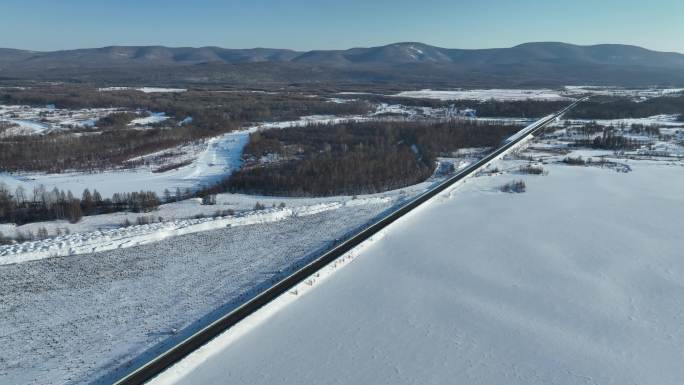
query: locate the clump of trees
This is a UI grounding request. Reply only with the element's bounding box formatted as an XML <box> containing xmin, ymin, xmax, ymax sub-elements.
<box><xmin>573</xmin><ymin>128</ymin><xmax>641</xmax><ymax>150</ymax></box>
<box><xmin>518</xmin><ymin>164</ymin><xmax>546</xmax><ymax>175</ymax></box>
<box><xmin>202</xmin><ymin>119</ymin><xmax>520</xmax><ymax>197</ymax></box>
<box><xmin>94</xmin><ymin>112</ymin><xmax>140</xmax><ymax>128</ymax></box>
<box><xmin>0</xmin><ymin>183</ymin><xmax>160</xmax><ymax>225</ymax></box>
<box><xmin>629</xmin><ymin>123</ymin><xmax>660</xmax><ymax>136</ymax></box>
<box><xmin>500</xmin><ymin>180</ymin><xmax>526</xmax><ymax>193</ymax></box>
<box><xmin>573</xmin><ymin>122</ymin><xmax>604</xmax><ymax>136</ymax></box>
<box><xmin>201</xmin><ymin>194</ymin><xmax>217</xmax><ymax>205</ymax></box>
<box><xmin>562</xmin><ymin>156</ymin><xmax>586</xmax><ymax>165</ymax></box>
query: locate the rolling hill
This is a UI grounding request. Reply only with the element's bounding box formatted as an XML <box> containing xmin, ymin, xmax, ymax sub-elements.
<box><xmin>1</xmin><ymin>42</ymin><xmax>683</xmax><ymax>87</ymax></box>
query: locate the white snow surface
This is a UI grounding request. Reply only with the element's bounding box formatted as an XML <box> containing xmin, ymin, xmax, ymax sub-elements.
<box><xmin>564</xmin><ymin>86</ymin><xmax>684</xmax><ymax>99</ymax></box>
<box><xmin>155</xmin><ymin>158</ymin><xmax>684</xmax><ymax>385</ymax></box>
<box><xmin>0</xmin><ymin>198</ymin><xmax>400</xmax><ymax>385</ymax></box>
<box><xmin>98</xmin><ymin>87</ymin><xmax>187</xmax><ymax>93</ymax></box>
<box><xmin>129</xmin><ymin>112</ymin><xmax>170</xmax><ymax>126</ymax></box>
<box><xmin>395</xmin><ymin>89</ymin><xmax>571</xmax><ymax>101</ymax></box>
<box><xmin>392</xmin><ymin>87</ymin><xmax>683</xmax><ymax>102</ymax></box>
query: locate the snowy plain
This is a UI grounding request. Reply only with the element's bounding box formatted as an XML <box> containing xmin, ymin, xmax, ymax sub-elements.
<box><xmin>97</xmin><ymin>87</ymin><xmax>187</xmax><ymax>93</ymax></box>
<box><xmin>0</xmin><ymin>199</ymin><xmax>400</xmax><ymax>385</ymax></box>
<box><xmin>2</xmin><ymin>93</ymin><xmax>684</xmax><ymax>385</ymax></box>
<box><xmin>343</xmin><ymin>86</ymin><xmax>682</xmax><ymax>102</ymax></box>
<box><xmin>394</xmin><ymin>88</ymin><xmax>571</xmax><ymax>101</ymax></box>
<box><xmin>154</xmin><ymin>145</ymin><xmax>684</xmax><ymax>385</ymax></box>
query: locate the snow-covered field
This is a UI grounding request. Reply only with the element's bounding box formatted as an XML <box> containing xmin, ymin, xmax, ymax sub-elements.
<box><xmin>98</xmin><ymin>87</ymin><xmax>187</xmax><ymax>93</ymax></box>
<box><xmin>152</xmin><ymin>139</ymin><xmax>684</xmax><ymax>385</ymax></box>
<box><xmin>2</xmin><ymin>92</ymin><xmax>684</xmax><ymax>384</ymax></box>
<box><xmin>564</xmin><ymin>85</ymin><xmax>684</xmax><ymax>99</ymax></box>
<box><xmin>566</xmin><ymin>114</ymin><xmax>684</xmax><ymax>128</ymax></box>
<box><xmin>129</xmin><ymin>111</ymin><xmax>170</xmax><ymax>126</ymax></box>
<box><xmin>0</xmin><ymin>198</ymin><xmax>401</xmax><ymax>385</ymax></box>
<box><xmin>344</xmin><ymin>86</ymin><xmax>682</xmax><ymax>102</ymax></box>
<box><xmin>394</xmin><ymin>88</ymin><xmax>571</xmax><ymax>101</ymax></box>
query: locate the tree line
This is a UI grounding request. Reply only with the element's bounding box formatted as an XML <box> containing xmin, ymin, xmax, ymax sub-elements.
<box><xmin>0</xmin><ymin>183</ymin><xmax>160</xmax><ymax>225</ymax></box>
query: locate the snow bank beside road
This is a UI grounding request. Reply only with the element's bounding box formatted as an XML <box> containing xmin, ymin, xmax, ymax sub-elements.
<box><xmin>0</xmin><ymin>198</ymin><xmax>393</xmax><ymax>265</ymax></box>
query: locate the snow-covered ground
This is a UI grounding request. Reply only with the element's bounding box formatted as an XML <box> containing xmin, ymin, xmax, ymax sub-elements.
<box><xmin>0</xmin><ymin>195</ymin><xmax>400</xmax><ymax>385</ymax></box>
<box><xmin>98</xmin><ymin>87</ymin><xmax>187</xmax><ymax>93</ymax></box>
<box><xmin>565</xmin><ymin>114</ymin><xmax>684</xmax><ymax>128</ymax></box>
<box><xmin>129</xmin><ymin>112</ymin><xmax>170</xmax><ymax>126</ymax></box>
<box><xmin>341</xmin><ymin>87</ymin><xmax>682</xmax><ymax>102</ymax></box>
<box><xmin>564</xmin><ymin>85</ymin><xmax>684</xmax><ymax>99</ymax></box>
<box><xmin>394</xmin><ymin>88</ymin><xmax>571</xmax><ymax>101</ymax></box>
<box><xmin>152</xmin><ymin>140</ymin><xmax>684</xmax><ymax>385</ymax></box>
<box><xmin>3</xmin><ymin>103</ymin><xmax>683</xmax><ymax>384</ymax></box>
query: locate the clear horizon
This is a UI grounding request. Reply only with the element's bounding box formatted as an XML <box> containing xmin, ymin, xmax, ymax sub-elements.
<box><xmin>1</xmin><ymin>0</ymin><xmax>683</xmax><ymax>54</ymax></box>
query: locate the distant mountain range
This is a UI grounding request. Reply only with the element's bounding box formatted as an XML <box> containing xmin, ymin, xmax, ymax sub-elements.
<box><xmin>2</xmin><ymin>42</ymin><xmax>684</xmax><ymax>87</ymax></box>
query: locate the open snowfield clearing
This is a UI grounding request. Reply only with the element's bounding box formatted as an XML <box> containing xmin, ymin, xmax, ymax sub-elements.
<box><xmin>98</xmin><ymin>87</ymin><xmax>187</xmax><ymax>93</ymax></box>
<box><xmin>129</xmin><ymin>112</ymin><xmax>169</xmax><ymax>126</ymax></box>
<box><xmin>563</xmin><ymin>86</ymin><xmax>684</xmax><ymax>99</ymax></box>
<box><xmin>154</xmin><ymin>155</ymin><xmax>684</xmax><ymax>385</ymax></box>
<box><xmin>395</xmin><ymin>89</ymin><xmax>571</xmax><ymax>101</ymax></box>
<box><xmin>0</xmin><ymin>199</ymin><xmax>397</xmax><ymax>385</ymax></box>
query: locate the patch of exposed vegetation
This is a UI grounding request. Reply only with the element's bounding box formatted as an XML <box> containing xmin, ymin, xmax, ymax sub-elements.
<box><xmin>500</xmin><ymin>180</ymin><xmax>526</xmax><ymax>193</ymax></box>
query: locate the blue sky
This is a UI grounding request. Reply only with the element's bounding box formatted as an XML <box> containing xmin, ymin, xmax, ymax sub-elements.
<box><xmin>2</xmin><ymin>0</ymin><xmax>683</xmax><ymax>52</ymax></box>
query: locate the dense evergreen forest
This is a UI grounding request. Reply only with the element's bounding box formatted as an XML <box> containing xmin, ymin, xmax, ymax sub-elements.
<box><xmin>206</xmin><ymin>120</ymin><xmax>520</xmax><ymax>197</ymax></box>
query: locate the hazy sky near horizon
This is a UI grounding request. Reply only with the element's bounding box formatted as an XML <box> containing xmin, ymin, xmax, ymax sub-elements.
<box><xmin>2</xmin><ymin>0</ymin><xmax>683</xmax><ymax>53</ymax></box>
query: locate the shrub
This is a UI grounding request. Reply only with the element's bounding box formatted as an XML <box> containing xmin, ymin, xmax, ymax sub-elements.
<box><xmin>562</xmin><ymin>156</ymin><xmax>586</xmax><ymax>166</ymax></box>
<box><xmin>201</xmin><ymin>194</ymin><xmax>217</xmax><ymax>205</ymax></box>
<box><xmin>37</xmin><ymin>227</ymin><xmax>49</xmax><ymax>239</ymax></box>
<box><xmin>500</xmin><ymin>180</ymin><xmax>526</xmax><ymax>193</ymax></box>
<box><xmin>213</xmin><ymin>209</ymin><xmax>235</xmax><ymax>217</ymax></box>
<box><xmin>136</xmin><ymin>216</ymin><xmax>155</xmax><ymax>225</ymax></box>
<box><xmin>518</xmin><ymin>164</ymin><xmax>546</xmax><ymax>175</ymax></box>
